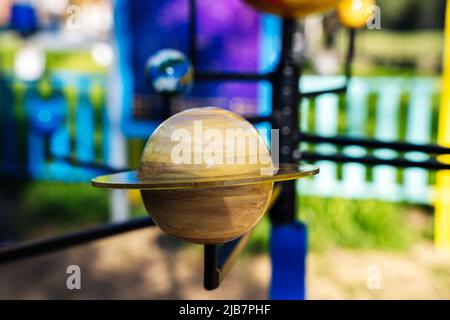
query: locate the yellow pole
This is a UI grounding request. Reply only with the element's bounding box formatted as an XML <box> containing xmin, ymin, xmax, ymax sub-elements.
<box><xmin>435</xmin><ymin>0</ymin><xmax>450</xmax><ymax>249</ymax></box>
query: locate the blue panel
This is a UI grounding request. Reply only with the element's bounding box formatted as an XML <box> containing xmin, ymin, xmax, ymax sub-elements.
<box><xmin>270</xmin><ymin>222</ymin><xmax>307</xmax><ymax>300</ymax></box>
<box><xmin>258</xmin><ymin>14</ymin><xmax>280</xmax><ymax>117</ymax></box>
<box><xmin>101</xmin><ymin>105</ymin><xmax>109</xmax><ymax>162</ymax></box>
<box><xmin>76</xmin><ymin>88</ymin><xmax>95</xmax><ymax>163</ymax></box>
<box><xmin>27</xmin><ymin>129</ymin><xmax>45</xmax><ymax>178</ymax></box>
<box><xmin>25</xmin><ymin>86</ymin><xmax>67</xmax><ymax>178</ymax></box>
<box><xmin>9</xmin><ymin>3</ymin><xmax>38</xmax><ymax>35</ymax></box>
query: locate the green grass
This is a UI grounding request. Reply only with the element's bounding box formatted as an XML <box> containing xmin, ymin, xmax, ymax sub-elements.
<box><xmin>333</xmin><ymin>30</ymin><xmax>444</xmax><ymax>76</ymax></box>
<box><xmin>248</xmin><ymin>196</ymin><xmax>422</xmax><ymax>254</ymax></box>
<box><xmin>0</xmin><ymin>32</ymin><xmax>106</xmax><ymax>75</ymax></box>
<box><xmin>299</xmin><ymin>196</ymin><xmax>419</xmax><ymax>251</ymax></box>
<box><xmin>355</xmin><ymin>30</ymin><xmax>443</xmax><ymax>63</ymax></box>
<box><xmin>4</xmin><ymin>181</ymin><xmax>109</xmax><ymax>237</ymax></box>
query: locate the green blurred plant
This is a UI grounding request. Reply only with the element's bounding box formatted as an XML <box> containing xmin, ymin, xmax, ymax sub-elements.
<box><xmin>299</xmin><ymin>196</ymin><xmax>418</xmax><ymax>251</ymax></box>
<box><xmin>14</xmin><ymin>182</ymin><xmax>109</xmax><ymax>235</ymax></box>
<box><xmin>248</xmin><ymin>196</ymin><xmax>423</xmax><ymax>254</ymax></box>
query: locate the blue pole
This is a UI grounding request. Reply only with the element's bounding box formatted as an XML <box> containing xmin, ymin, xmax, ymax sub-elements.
<box><xmin>269</xmin><ymin>221</ymin><xmax>307</xmax><ymax>300</ymax></box>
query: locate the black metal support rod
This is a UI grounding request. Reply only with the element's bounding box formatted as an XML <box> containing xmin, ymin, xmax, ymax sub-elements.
<box><xmin>244</xmin><ymin>115</ymin><xmax>271</xmax><ymax>124</ymax></box>
<box><xmin>298</xmin><ymin>28</ymin><xmax>355</xmax><ymax>98</ymax></box>
<box><xmin>203</xmin><ymin>233</ymin><xmax>251</xmax><ymax>290</ymax></box>
<box><xmin>203</xmin><ymin>244</ymin><xmax>219</xmax><ymax>290</ymax></box>
<box><xmin>203</xmin><ymin>187</ymin><xmax>281</xmax><ymax>290</ymax></box>
<box><xmin>0</xmin><ymin>217</ymin><xmax>155</xmax><ymax>264</ymax></box>
<box><xmin>200</xmin><ymin>73</ymin><xmax>347</xmax><ymax>95</ymax></box>
<box><xmin>301</xmin><ymin>85</ymin><xmax>347</xmax><ymax>98</ymax></box>
<box><xmin>345</xmin><ymin>29</ymin><xmax>356</xmax><ymax>80</ymax></box>
<box><xmin>269</xmin><ymin>18</ymin><xmax>301</xmax><ymax>225</ymax></box>
<box><xmin>195</xmin><ymin>72</ymin><xmax>272</xmax><ymax>82</ymax></box>
<box><xmin>50</xmin><ymin>156</ymin><xmax>131</xmax><ymax>173</ymax></box>
<box><xmin>162</xmin><ymin>95</ymin><xmax>172</xmax><ymax>120</ymax></box>
<box><xmin>300</xmin><ymin>133</ymin><xmax>450</xmax><ymax>155</ymax></box>
<box><xmin>300</xmin><ymin>151</ymin><xmax>450</xmax><ymax>170</ymax></box>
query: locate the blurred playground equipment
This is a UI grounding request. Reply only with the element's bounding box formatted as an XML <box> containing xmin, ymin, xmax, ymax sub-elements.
<box><xmin>300</xmin><ymin>75</ymin><xmax>440</xmax><ymax>204</ymax></box>
<box><xmin>0</xmin><ymin>74</ymin><xmax>109</xmax><ymax>181</ymax></box>
<box><xmin>1</xmin><ymin>0</ymin><xmax>450</xmax><ymax>300</ymax></box>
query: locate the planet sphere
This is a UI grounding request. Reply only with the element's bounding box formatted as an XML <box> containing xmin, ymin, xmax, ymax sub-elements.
<box><xmin>337</xmin><ymin>0</ymin><xmax>375</xmax><ymax>29</ymax></box>
<box><xmin>242</xmin><ymin>0</ymin><xmax>342</xmax><ymax>18</ymax></box>
<box><xmin>138</xmin><ymin>107</ymin><xmax>275</xmax><ymax>244</ymax></box>
<box><xmin>145</xmin><ymin>49</ymin><xmax>193</xmax><ymax>96</ymax></box>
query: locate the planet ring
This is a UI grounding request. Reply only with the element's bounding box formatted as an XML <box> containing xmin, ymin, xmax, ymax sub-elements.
<box><xmin>92</xmin><ymin>163</ymin><xmax>319</xmax><ymax>191</ymax></box>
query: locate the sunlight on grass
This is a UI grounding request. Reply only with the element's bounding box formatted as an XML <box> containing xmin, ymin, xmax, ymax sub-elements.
<box><xmin>248</xmin><ymin>196</ymin><xmax>424</xmax><ymax>253</ymax></box>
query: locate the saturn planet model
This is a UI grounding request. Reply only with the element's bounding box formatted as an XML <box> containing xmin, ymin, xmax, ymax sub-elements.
<box><xmin>92</xmin><ymin>107</ymin><xmax>318</xmax><ymax>244</ymax></box>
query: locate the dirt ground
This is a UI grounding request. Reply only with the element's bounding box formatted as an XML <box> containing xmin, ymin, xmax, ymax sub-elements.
<box><xmin>0</xmin><ymin>227</ymin><xmax>449</xmax><ymax>299</ymax></box>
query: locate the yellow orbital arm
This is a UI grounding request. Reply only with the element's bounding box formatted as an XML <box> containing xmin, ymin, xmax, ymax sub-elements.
<box><xmin>435</xmin><ymin>0</ymin><xmax>450</xmax><ymax>249</ymax></box>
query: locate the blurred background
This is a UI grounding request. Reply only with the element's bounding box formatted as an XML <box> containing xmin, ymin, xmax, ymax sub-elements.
<box><xmin>0</xmin><ymin>0</ymin><xmax>450</xmax><ymax>299</ymax></box>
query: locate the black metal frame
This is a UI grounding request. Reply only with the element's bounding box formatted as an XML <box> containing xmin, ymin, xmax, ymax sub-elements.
<box><xmin>2</xmin><ymin>0</ymin><xmax>450</xmax><ymax>293</ymax></box>
<box><xmin>0</xmin><ymin>217</ymin><xmax>155</xmax><ymax>264</ymax></box>
<box><xmin>203</xmin><ymin>233</ymin><xmax>251</xmax><ymax>290</ymax></box>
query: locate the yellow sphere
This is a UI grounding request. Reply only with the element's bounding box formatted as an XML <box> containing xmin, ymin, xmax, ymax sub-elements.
<box><xmin>138</xmin><ymin>107</ymin><xmax>274</xmax><ymax>244</ymax></box>
<box><xmin>242</xmin><ymin>0</ymin><xmax>342</xmax><ymax>18</ymax></box>
<box><xmin>337</xmin><ymin>0</ymin><xmax>375</xmax><ymax>29</ymax></box>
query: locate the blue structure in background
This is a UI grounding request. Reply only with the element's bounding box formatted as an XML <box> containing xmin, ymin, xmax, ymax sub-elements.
<box><xmin>0</xmin><ymin>73</ymin><xmax>109</xmax><ymax>181</ymax></box>
<box><xmin>9</xmin><ymin>2</ymin><xmax>38</xmax><ymax>36</ymax></box>
<box><xmin>27</xmin><ymin>91</ymin><xmax>65</xmax><ymax>136</ymax></box>
<box><xmin>121</xmin><ymin>0</ymin><xmax>263</xmax><ymax>140</ymax></box>
<box><xmin>270</xmin><ymin>222</ymin><xmax>307</xmax><ymax>300</ymax></box>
